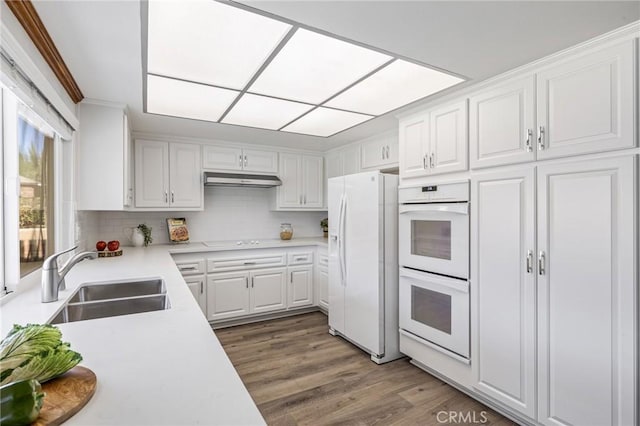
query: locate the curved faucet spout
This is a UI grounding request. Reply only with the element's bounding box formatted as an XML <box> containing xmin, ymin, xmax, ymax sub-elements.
<box><xmin>42</xmin><ymin>248</ymin><xmax>98</xmax><ymax>303</ymax></box>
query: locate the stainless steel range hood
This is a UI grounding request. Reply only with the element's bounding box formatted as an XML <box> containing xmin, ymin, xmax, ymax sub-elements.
<box><xmin>203</xmin><ymin>172</ymin><xmax>282</xmax><ymax>188</ymax></box>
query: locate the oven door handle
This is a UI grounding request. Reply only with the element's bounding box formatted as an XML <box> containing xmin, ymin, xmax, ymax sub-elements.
<box><xmin>399</xmin><ymin>203</ymin><xmax>468</xmax><ymax>215</ymax></box>
<box><xmin>400</xmin><ymin>269</ymin><xmax>469</xmax><ymax>293</ymax></box>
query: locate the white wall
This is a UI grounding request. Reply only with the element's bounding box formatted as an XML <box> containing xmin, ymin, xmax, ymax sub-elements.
<box><xmin>85</xmin><ymin>187</ymin><xmax>327</xmax><ymax>246</ymax></box>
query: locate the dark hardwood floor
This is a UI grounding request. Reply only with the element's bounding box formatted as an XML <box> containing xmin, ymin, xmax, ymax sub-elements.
<box><xmin>216</xmin><ymin>312</ymin><xmax>516</xmax><ymax>426</ymax></box>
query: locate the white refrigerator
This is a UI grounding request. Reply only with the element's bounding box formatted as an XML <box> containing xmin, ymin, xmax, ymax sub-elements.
<box><xmin>328</xmin><ymin>171</ymin><xmax>401</xmax><ymax>364</ymax></box>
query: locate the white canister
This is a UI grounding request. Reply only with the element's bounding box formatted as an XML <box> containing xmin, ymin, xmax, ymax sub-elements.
<box><xmin>125</xmin><ymin>227</ymin><xmax>145</xmax><ymax>247</ymax></box>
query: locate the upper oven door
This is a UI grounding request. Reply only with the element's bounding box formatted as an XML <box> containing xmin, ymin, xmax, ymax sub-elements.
<box><xmin>399</xmin><ymin>203</ymin><xmax>469</xmax><ymax>279</ymax></box>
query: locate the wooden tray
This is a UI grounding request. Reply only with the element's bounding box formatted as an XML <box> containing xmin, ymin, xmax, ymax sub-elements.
<box><xmin>97</xmin><ymin>249</ymin><xmax>122</xmax><ymax>258</ymax></box>
<box><xmin>33</xmin><ymin>366</ymin><xmax>97</xmax><ymax>426</ymax></box>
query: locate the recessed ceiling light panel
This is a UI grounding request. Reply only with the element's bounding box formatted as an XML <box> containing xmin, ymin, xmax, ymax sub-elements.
<box><xmin>146</xmin><ymin>74</ymin><xmax>238</xmax><ymax>122</ymax></box>
<box><xmin>325</xmin><ymin>60</ymin><xmax>464</xmax><ymax>115</ymax></box>
<box><xmin>249</xmin><ymin>29</ymin><xmax>392</xmax><ymax>104</ymax></box>
<box><xmin>282</xmin><ymin>107</ymin><xmax>372</xmax><ymax>137</ymax></box>
<box><xmin>222</xmin><ymin>94</ymin><xmax>314</xmax><ymax>130</ymax></box>
<box><xmin>147</xmin><ymin>0</ymin><xmax>291</xmax><ymax>90</ymax></box>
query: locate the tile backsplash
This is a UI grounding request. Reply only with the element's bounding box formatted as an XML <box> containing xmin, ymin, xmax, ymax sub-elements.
<box><xmin>84</xmin><ymin>187</ymin><xmax>327</xmax><ymax>246</ymax></box>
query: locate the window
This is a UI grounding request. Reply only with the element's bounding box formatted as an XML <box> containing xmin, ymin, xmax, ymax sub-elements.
<box><xmin>18</xmin><ymin>106</ymin><xmax>56</xmax><ymax>277</ymax></box>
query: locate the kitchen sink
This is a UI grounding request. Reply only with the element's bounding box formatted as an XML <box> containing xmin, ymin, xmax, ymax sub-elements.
<box><xmin>50</xmin><ymin>278</ymin><xmax>170</xmax><ymax>324</ymax></box>
<box><xmin>68</xmin><ymin>278</ymin><xmax>165</xmax><ymax>303</ymax></box>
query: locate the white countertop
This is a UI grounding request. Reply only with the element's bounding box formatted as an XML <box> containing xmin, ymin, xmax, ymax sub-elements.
<box><xmin>0</xmin><ymin>237</ymin><xmax>331</xmax><ymax>425</ymax></box>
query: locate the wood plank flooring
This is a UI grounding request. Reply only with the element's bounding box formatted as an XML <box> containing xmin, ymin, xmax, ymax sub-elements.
<box><xmin>216</xmin><ymin>312</ymin><xmax>516</xmax><ymax>426</ymax></box>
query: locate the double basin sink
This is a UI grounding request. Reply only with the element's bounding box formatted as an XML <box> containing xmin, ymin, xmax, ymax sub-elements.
<box><xmin>50</xmin><ymin>278</ymin><xmax>171</xmax><ymax>324</ymax></box>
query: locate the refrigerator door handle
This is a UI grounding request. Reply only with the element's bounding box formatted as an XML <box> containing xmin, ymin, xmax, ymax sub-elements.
<box><xmin>338</xmin><ymin>194</ymin><xmax>347</xmax><ymax>287</ymax></box>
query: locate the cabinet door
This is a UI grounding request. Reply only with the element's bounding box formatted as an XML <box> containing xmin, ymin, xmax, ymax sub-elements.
<box><xmin>202</xmin><ymin>145</ymin><xmax>243</xmax><ymax>171</ymax></box>
<box><xmin>288</xmin><ymin>265</ymin><xmax>313</xmax><ymax>308</ymax></box>
<box><xmin>301</xmin><ymin>155</ymin><xmax>324</xmax><ymax>208</ymax></box>
<box><xmin>169</xmin><ymin>143</ymin><xmax>202</xmax><ymax>208</ymax></box>
<box><xmin>342</xmin><ymin>144</ymin><xmax>360</xmax><ymax>175</ymax></box>
<box><xmin>360</xmin><ymin>134</ymin><xmax>399</xmax><ymax>170</ymax></box>
<box><xmin>243</xmin><ymin>148</ymin><xmax>278</xmax><ymax>173</ymax></box>
<box><xmin>278</xmin><ymin>153</ymin><xmax>301</xmax><ymax>208</ymax></box>
<box><xmin>537</xmin><ymin>156</ymin><xmax>635</xmax><ymax>426</ymax></box>
<box><xmin>469</xmin><ymin>75</ymin><xmax>536</xmax><ymax>169</ymax></box>
<box><xmin>207</xmin><ymin>271</ymin><xmax>250</xmax><ymax>321</ymax></box>
<box><xmin>317</xmin><ymin>267</ymin><xmax>329</xmax><ymax>310</ymax></box>
<box><xmin>184</xmin><ymin>276</ymin><xmax>207</xmax><ymax>316</ymax></box>
<box><xmin>134</xmin><ymin>140</ymin><xmax>169</xmax><ymax>207</ymax></box>
<box><xmin>429</xmin><ymin>99</ymin><xmax>468</xmax><ymax>175</ymax></box>
<box><xmin>122</xmin><ymin>113</ymin><xmax>133</xmax><ymax>207</ymax></box>
<box><xmin>250</xmin><ymin>267</ymin><xmax>286</xmax><ymax>314</ymax></box>
<box><xmin>471</xmin><ymin>166</ymin><xmax>536</xmax><ymax>418</ymax></box>
<box><xmin>399</xmin><ymin>113</ymin><xmax>429</xmax><ymax>179</ymax></box>
<box><xmin>536</xmin><ymin>40</ymin><xmax>635</xmax><ymax>160</ymax></box>
<box><xmin>325</xmin><ymin>151</ymin><xmax>343</xmax><ymax>179</ymax></box>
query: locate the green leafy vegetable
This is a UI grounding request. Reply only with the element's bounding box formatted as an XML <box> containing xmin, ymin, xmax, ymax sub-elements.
<box><xmin>0</xmin><ymin>379</ymin><xmax>45</xmax><ymax>425</ymax></box>
<box><xmin>0</xmin><ymin>324</ymin><xmax>82</xmax><ymax>386</ymax></box>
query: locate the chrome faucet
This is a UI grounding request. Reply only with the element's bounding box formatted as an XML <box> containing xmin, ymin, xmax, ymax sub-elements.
<box><xmin>42</xmin><ymin>246</ymin><xmax>98</xmax><ymax>303</ymax></box>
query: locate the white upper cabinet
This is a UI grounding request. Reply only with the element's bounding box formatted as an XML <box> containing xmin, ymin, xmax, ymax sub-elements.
<box><xmin>361</xmin><ymin>132</ymin><xmax>399</xmax><ymax>170</ymax></box>
<box><xmin>326</xmin><ymin>144</ymin><xmax>360</xmax><ymax>179</ymax></box>
<box><xmin>76</xmin><ymin>102</ymin><xmax>133</xmax><ymax>210</ymax></box>
<box><xmin>469</xmin><ymin>75</ymin><xmax>536</xmax><ymax>169</ymax></box>
<box><xmin>135</xmin><ymin>140</ymin><xmax>202</xmax><ymax>209</ymax></box>
<box><xmin>275</xmin><ymin>153</ymin><xmax>324</xmax><ymax>210</ymax></box>
<box><xmin>169</xmin><ymin>143</ymin><xmax>202</xmax><ymax>208</ymax></box>
<box><xmin>399</xmin><ymin>112</ymin><xmax>429</xmax><ymax>179</ymax></box>
<box><xmin>135</xmin><ymin>140</ymin><xmax>170</xmax><ymax>208</ymax></box>
<box><xmin>536</xmin><ymin>40</ymin><xmax>635</xmax><ymax>160</ymax></box>
<box><xmin>325</xmin><ymin>150</ymin><xmax>344</xmax><ymax>179</ymax></box>
<box><xmin>202</xmin><ymin>145</ymin><xmax>278</xmax><ymax>174</ymax></box>
<box><xmin>429</xmin><ymin>99</ymin><xmax>468</xmax><ymax>174</ymax></box>
<box><xmin>400</xmin><ymin>100</ymin><xmax>468</xmax><ymax>179</ymax></box>
<box><xmin>469</xmin><ymin>40</ymin><xmax>636</xmax><ymax>169</ymax></box>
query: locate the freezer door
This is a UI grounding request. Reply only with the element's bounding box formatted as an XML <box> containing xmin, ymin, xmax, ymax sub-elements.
<box><xmin>343</xmin><ymin>172</ymin><xmax>384</xmax><ymax>356</ymax></box>
<box><xmin>328</xmin><ymin>176</ymin><xmax>345</xmax><ymax>333</ymax></box>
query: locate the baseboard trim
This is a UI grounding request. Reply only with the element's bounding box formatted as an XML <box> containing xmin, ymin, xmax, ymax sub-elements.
<box><xmin>210</xmin><ymin>306</ymin><xmax>321</xmax><ymax>329</ymax></box>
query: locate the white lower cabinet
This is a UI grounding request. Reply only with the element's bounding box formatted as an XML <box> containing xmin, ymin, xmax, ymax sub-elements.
<box><xmin>184</xmin><ymin>275</ymin><xmax>207</xmax><ymax>317</ymax></box>
<box><xmin>317</xmin><ymin>252</ymin><xmax>329</xmax><ymax>311</ymax></box>
<box><xmin>288</xmin><ymin>265</ymin><xmax>313</xmax><ymax>308</ymax></box>
<box><xmin>206</xmin><ymin>271</ymin><xmax>250</xmax><ymax>321</ymax></box>
<box><xmin>471</xmin><ymin>155</ymin><xmax>636</xmax><ymax>425</ymax></box>
<box><xmin>250</xmin><ymin>268</ymin><xmax>286</xmax><ymax>314</ymax></box>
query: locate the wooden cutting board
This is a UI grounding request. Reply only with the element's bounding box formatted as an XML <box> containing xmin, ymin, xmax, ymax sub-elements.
<box><xmin>32</xmin><ymin>366</ymin><xmax>97</xmax><ymax>426</ymax></box>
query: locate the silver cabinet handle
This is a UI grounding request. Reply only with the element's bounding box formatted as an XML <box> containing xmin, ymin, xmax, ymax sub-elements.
<box><xmin>290</xmin><ymin>271</ymin><xmax>294</xmax><ymax>283</ymax></box>
<box><xmin>244</xmin><ymin>155</ymin><xmax>248</xmax><ymax>167</ymax></box>
<box><xmin>243</xmin><ymin>261</ymin><xmax>256</xmax><ymax>265</ymax></box>
<box><xmin>526</xmin><ymin>250</ymin><xmax>533</xmax><ymax>274</ymax></box>
<box><xmin>304</xmin><ymin>195</ymin><xmax>307</xmax><ymax>204</ymax></box>
<box><xmin>164</xmin><ymin>191</ymin><xmax>168</xmax><ymax>203</ymax></box>
<box><xmin>239</xmin><ymin>154</ymin><xmax>243</xmax><ymax>167</ymax></box>
<box><xmin>538</xmin><ymin>251</ymin><xmax>545</xmax><ymax>275</ymax></box>
<box><xmin>171</xmin><ymin>190</ymin><xmax>174</xmax><ymax>203</ymax></box>
<box><xmin>179</xmin><ymin>265</ymin><xmax>197</xmax><ymax>271</ymax></box>
<box><xmin>386</xmin><ymin>146</ymin><xmax>390</xmax><ymax>159</ymax></box>
<box><xmin>251</xmin><ymin>276</ymin><xmax>254</xmax><ymax>288</ymax></box>
<box><xmin>537</xmin><ymin>126</ymin><xmax>545</xmax><ymax>150</ymax></box>
<box><xmin>200</xmin><ymin>281</ymin><xmax>203</xmax><ymax>294</ymax></box>
<box><xmin>245</xmin><ymin>277</ymin><xmax>249</xmax><ymax>288</ymax></box>
<box><xmin>423</xmin><ymin>154</ymin><xmax>427</xmax><ymax>169</ymax></box>
<box><xmin>430</xmin><ymin>153</ymin><xmax>435</xmax><ymax>169</ymax></box>
<box><xmin>381</xmin><ymin>146</ymin><xmax>385</xmax><ymax>159</ymax></box>
<box><xmin>525</xmin><ymin>129</ymin><xmax>533</xmax><ymax>152</ymax></box>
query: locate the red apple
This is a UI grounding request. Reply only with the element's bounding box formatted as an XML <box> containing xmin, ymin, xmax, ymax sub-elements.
<box><xmin>107</xmin><ymin>240</ymin><xmax>120</xmax><ymax>251</ymax></box>
<box><xmin>96</xmin><ymin>241</ymin><xmax>107</xmax><ymax>251</ymax></box>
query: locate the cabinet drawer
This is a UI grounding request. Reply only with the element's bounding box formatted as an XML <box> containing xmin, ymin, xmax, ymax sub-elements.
<box><xmin>317</xmin><ymin>253</ymin><xmax>328</xmax><ymax>268</ymax></box>
<box><xmin>288</xmin><ymin>251</ymin><xmax>314</xmax><ymax>265</ymax></box>
<box><xmin>174</xmin><ymin>260</ymin><xmax>206</xmax><ymax>276</ymax></box>
<box><xmin>207</xmin><ymin>253</ymin><xmax>286</xmax><ymax>272</ymax></box>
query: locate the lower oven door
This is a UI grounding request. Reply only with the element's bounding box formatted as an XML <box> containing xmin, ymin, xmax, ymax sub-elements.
<box><xmin>399</xmin><ymin>267</ymin><xmax>469</xmax><ymax>359</ymax></box>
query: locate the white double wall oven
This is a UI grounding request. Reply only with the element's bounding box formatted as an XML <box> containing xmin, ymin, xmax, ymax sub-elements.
<box><xmin>398</xmin><ymin>182</ymin><xmax>470</xmax><ymax>361</ymax></box>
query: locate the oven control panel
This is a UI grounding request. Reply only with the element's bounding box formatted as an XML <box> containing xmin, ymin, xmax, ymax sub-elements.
<box><xmin>399</xmin><ymin>181</ymin><xmax>469</xmax><ymax>203</ymax></box>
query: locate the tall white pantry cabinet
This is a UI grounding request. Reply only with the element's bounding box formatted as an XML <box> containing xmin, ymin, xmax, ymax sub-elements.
<box><xmin>398</xmin><ymin>25</ymin><xmax>639</xmax><ymax>426</ymax></box>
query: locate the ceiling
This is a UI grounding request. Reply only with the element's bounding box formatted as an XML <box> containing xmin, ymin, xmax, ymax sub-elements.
<box><xmin>32</xmin><ymin>1</ymin><xmax>639</xmax><ymax>151</ymax></box>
